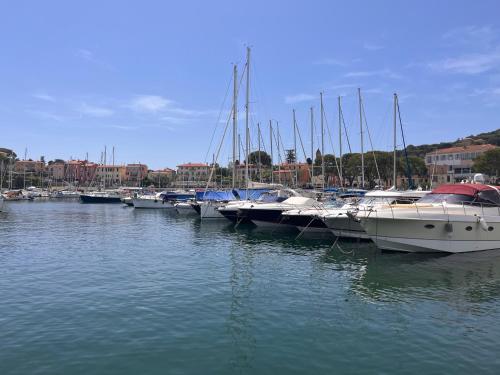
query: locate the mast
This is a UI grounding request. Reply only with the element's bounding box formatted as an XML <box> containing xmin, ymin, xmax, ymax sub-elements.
<box><xmin>257</xmin><ymin>122</ymin><xmax>262</xmax><ymax>183</ymax></box>
<box><xmin>232</xmin><ymin>64</ymin><xmax>238</xmax><ymax>188</ymax></box>
<box><xmin>277</xmin><ymin>122</ymin><xmax>281</xmax><ymax>184</ymax></box>
<box><xmin>320</xmin><ymin>92</ymin><xmax>325</xmax><ymax>189</ymax></box>
<box><xmin>310</xmin><ymin>107</ymin><xmax>314</xmax><ymax>185</ymax></box>
<box><xmin>393</xmin><ymin>93</ymin><xmax>397</xmax><ymax>189</ymax></box>
<box><xmin>23</xmin><ymin>147</ymin><xmax>27</xmax><ymax>190</ymax></box>
<box><xmin>244</xmin><ymin>46</ymin><xmax>250</xmax><ymax>189</ymax></box>
<box><xmin>269</xmin><ymin>120</ymin><xmax>274</xmax><ymax>184</ymax></box>
<box><xmin>338</xmin><ymin>96</ymin><xmax>343</xmax><ymax>187</ymax></box>
<box><xmin>358</xmin><ymin>88</ymin><xmax>364</xmax><ymax>189</ymax></box>
<box><xmin>293</xmin><ymin>109</ymin><xmax>297</xmax><ymax>187</ymax></box>
<box><xmin>103</xmin><ymin>145</ymin><xmax>107</xmax><ymax>189</ymax></box>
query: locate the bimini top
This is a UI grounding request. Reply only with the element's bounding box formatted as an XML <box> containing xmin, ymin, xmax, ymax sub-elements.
<box><xmin>431</xmin><ymin>183</ymin><xmax>498</xmax><ymax>197</ymax></box>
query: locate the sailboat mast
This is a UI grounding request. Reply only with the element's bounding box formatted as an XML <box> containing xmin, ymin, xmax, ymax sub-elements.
<box><xmin>310</xmin><ymin>106</ymin><xmax>314</xmax><ymax>185</ymax></box>
<box><xmin>104</xmin><ymin>146</ymin><xmax>107</xmax><ymax>189</ymax></box>
<box><xmin>293</xmin><ymin>109</ymin><xmax>297</xmax><ymax>187</ymax></box>
<box><xmin>244</xmin><ymin>47</ymin><xmax>250</xmax><ymax>189</ymax></box>
<box><xmin>393</xmin><ymin>93</ymin><xmax>397</xmax><ymax>189</ymax></box>
<box><xmin>320</xmin><ymin>92</ymin><xmax>325</xmax><ymax>189</ymax></box>
<box><xmin>358</xmin><ymin>88</ymin><xmax>364</xmax><ymax>189</ymax></box>
<box><xmin>338</xmin><ymin>96</ymin><xmax>343</xmax><ymax>187</ymax></box>
<box><xmin>257</xmin><ymin>123</ymin><xmax>262</xmax><ymax>183</ymax></box>
<box><xmin>232</xmin><ymin>64</ymin><xmax>238</xmax><ymax>189</ymax></box>
<box><xmin>269</xmin><ymin>120</ymin><xmax>274</xmax><ymax>184</ymax></box>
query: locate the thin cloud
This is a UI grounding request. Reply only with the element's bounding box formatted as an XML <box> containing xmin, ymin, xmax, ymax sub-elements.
<box><xmin>78</xmin><ymin>103</ymin><xmax>114</xmax><ymax>117</ymax></box>
<box><xmin>130</xmin><ymin>95</ymin><xmax>174</xmax><ymax>113</ymax></box>
<box><xmin>442</xmin><ymin>25</ymin><xmax>496</xmax><ymax>48</ymax></box>
<box><xmin>75</xmin><ymin>48</ymin><xmax>114</xmax><ymax>70</ymax></box>
<box><xmin>26</xmin><ymin>109</ymin><xmax>66</xmax><ymax>122</ymax></box>
<box><xmin>363</xmin><ymin>42</ymin><xmax>384</xmax><ymax>51</ymax></box>
<box><xmin>32</xmin><ymin>92</ymin><xmax>55</xmax><ymax>102</ymax></box>
<box><xmin>344</xmin><ymin>69</ymin><xmax>401</xmax><ymax>79</ymax></box>
<box><xmin>429</xmin><ymin>50</ymin><xmax>500</xmax><ymax>74</ymax></box>
<box><xmin>284</xmin><ymin>93</ymin><xmax>316</xmax><ymax>104</ymax></box>
<box><xmin>313</xmin><ymin>58</ymin><xmax>347</xmax><ymax>66</ymax></box>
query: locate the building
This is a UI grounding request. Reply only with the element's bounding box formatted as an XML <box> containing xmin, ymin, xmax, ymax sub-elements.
<box><xmin>95</xmin><ymin>165</ymin><xmax>126</xmax><ymax>187</ymax></box>
<box><xmin>65</xmin><ymin>160</ymin><xmax>98</xmax><ymax>186</ymax></box>
<box><xmin>272</xmin><ymin>163</ymin><xmax>312</xmax><ymax>187</ymax></box>
<box><xmin>125</xmin><ymin>163</ymin><xmax>148</xmax><ymax>186</ymax></box>
<box><xmin>47</xmin><ymin>162</ymin><xmax>66</xmax><ymax>181</ymax></box>
<box><xmin>176</xmin><ymin>163</ymin><xmax>209</xmax><ymax>188</ymax></box>
<box><xmin>14</xmin><ymin>160</ymin><xmax>45</xmax><ymax>174</ymax></box>
<box><xmin>425</xmin><ymin>144</ymin><xmax>497</xmax><ymax>185</ymax></box>
<box><xmin>148</xmin><ymin>168</ymin><xmax>176</xmax><ymax>187</ymax></box>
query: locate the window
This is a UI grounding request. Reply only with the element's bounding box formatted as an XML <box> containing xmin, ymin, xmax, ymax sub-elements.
<box><xmin>455</xmin><ymin>154</ymin><xmax>460</xmax><ymax>159</ymax></box>
<box><xmin>448</xmin><ymin>154</ymin><xmax>453</xmax><ymax>160</ymax></box>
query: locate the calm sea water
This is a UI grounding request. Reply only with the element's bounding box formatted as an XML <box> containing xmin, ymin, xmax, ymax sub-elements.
<box><xmin>1</xmin><ymin>200</ymin><xmax>500</xmax><ymax>374</ymax></box>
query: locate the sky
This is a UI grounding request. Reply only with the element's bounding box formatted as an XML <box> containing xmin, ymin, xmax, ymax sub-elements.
<box><xmin>1</xmin><ymin>0</ymin><xmax>500</xmax><ymax>169</ymax></box>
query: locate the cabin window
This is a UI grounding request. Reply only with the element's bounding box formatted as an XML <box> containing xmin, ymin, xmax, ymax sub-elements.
<box><xmin>424</xmin><ymin>224</ymin><xmax>435</xmax><ymax>229</ymax></box>
<box><xmin>465</xmin><ymin>226</ymin><xmax>473</xmax><ymax>231</ymax></box>
<box><xmin>488</xmin><ymin>226</ymin><xmax>494</xmax><ymax>231</ymax></box>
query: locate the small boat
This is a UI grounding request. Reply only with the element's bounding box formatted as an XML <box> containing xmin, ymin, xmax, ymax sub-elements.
<box><xmin>132</xmin><ymin>192</ymin><xmax>175</xmax><ymax>209</ymax></box>
<box><xmin>50</xmin><ymin>190</ymin><xmax>81</xmax><ymax>199</ymax></box>
<box><xmin>2</xmin><ymin>190</ymin><xmax>32</xmax><ymax>201</ymax></box>
<box><xmin>357</xmin><ymin>183</ymin><xmax>500</xmax><ymax>253</ymax></box>
<box><xmin>80</xmin><ymin>191</ymin><xmax>123</xmax><ymax>203</ymax></box>
<box><xmin>0</xmin><ymin>195</ymin><xmax>4</xmax><ymax>211</ymax></box>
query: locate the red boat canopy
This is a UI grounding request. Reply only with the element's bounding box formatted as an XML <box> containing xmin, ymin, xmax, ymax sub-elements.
<box><xmin>431</xmin><ymin>183</ymin><xmax>498</xmax><ymax>197</ymax></box>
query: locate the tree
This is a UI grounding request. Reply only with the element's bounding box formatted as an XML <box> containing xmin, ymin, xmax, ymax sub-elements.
<box><xmin>248</xmin><ymin>151</ymin><xmax>271</xmax><ymax>166</ymax></box>
<box><xmin>473</xmin><ymin>149</ymin><xmax>500</xmax><ymax>176</ymax></box>
<box><xmin>285</xmin><ymin>149</ymin><xmax>296</xmax><ymax>164</ymax></box>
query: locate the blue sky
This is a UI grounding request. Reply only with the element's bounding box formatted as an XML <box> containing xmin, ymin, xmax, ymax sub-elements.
<box><xmin>1</xmin><ymin>0</ymin><xmax>499</xmax><ymax>169</ymax></box>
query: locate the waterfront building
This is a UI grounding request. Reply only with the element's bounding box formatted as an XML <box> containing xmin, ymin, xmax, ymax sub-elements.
<box><xmin>125</xmin><ymin>163</ymin><xmax>148</xmax><ymax>186</ymax></box>
<box><xmin>273</xmin><ymin>163</ymin><xmax>312</xmax><ymax>187</ymax></box>
<box><xmin>14</xmin><ymin>160</ymin><xmax>45</xmax><ymax>174</ymax></box>
<box><xmin>425</xmin><ymin>144</ymin><xmax>497</xmax><ymax>185</ymax></box>
<box><xmin>176</xmin><ymin>162</ymin><xmax>209</xmax><ymax>188</ymax></box>
<box><xmin>95</xmin><ymin>165</ymin><xmax>126</xmax><ymax>187</ymax></box>
<box><xmin>47</xmin><ymin>162</ymin><xmax>66</xmax><ymax>182</ymax></box>
<box><xmin>148</xmin><ymin>168</ymin><xmax>176</xmax><ymax>187</ymax></box>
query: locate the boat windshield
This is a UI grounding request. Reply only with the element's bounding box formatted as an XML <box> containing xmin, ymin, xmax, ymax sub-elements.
<box><xmin>418</xmin><ymin>193</ymin><xmax>474</xmax><ymax>204</ymax></box>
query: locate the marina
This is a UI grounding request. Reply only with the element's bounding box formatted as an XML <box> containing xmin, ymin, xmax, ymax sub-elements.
<box><xmin>2</xmin><ymin>1</ymin><xmax>500</xmax><ymax>373</ymax></box>
<box><xmin>2</xmin><ymin>199</ymin><xmax>500</xmax><ymax>374</ymax></box>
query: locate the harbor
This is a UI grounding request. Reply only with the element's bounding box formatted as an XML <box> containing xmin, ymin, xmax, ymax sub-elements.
<box><xmin>2</xmin><ymin>200</ymin><xmax>500</xmax><ymax>374</ymax></box>
<box><xmin>2</xmin><ymin>1</ymin><xmax>500</xmax><ymax>374</ymax></box>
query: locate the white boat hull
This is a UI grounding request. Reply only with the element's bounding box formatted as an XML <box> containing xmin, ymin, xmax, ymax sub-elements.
<box><xmin>360</xmin><ymin>208</ymin><xmax>500</xmax><ymax>253</ymax></box>
<box><xmin>133</xmin><ymin>198</ymin><xmax>175</xmax><ymax>209</ymax></box>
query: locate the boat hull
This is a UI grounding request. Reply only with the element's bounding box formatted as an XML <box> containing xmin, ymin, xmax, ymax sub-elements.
<box><xmin>360</xmin><ymin>215</ymin><xmax>500</xmax><ymax>253</ymax></box>
<box><xmin>80</xmin><ymin>195</ymin><xmax>122</xmax><ymax>203</ymax></box>
<box><xmin>132</xmin><ymin>198</ymin><xmax>175</xmax><ymax>209</ymax></box>
<box><xmin>322</xmin><ymin>213</ymin><xmax>369</xmax><ymax>239</ymax></box>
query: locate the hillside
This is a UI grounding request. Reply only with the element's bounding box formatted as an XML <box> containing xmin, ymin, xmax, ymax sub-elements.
<box><xmin>404</xmin><ymin>128</ymin><xmax>500</xmax><ymax>158</ymax></box>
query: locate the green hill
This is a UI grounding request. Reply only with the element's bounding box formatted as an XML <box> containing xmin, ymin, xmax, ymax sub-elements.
<box><xmin>404</xmin><ymin>128</ymin><xmax>500</xmax><ymax>158</ymax></box>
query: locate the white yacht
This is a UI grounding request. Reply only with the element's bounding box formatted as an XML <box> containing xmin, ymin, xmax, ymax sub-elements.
<box><xmin>357</xmin><ymin>183</ymin><xmax>500</xmax><ymax>253</ymax></box>
<box><xmin>319</xmin><ymin>190</ymin><xmax>429</xmax><ymax>239</ymax></box>
<box><xmin>237</xmin><ymin>196</ymin><xmax>319</xmax><ymax>228</ymax></box>
<box><xmin>132</xmin><ymin>192</ymin><xmax>175</xmax><ymax>209</ymax></box>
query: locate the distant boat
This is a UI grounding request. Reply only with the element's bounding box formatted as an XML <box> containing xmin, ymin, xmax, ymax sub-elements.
<box><xmin>132</xmin><ymin>192</ymin><xmax>175</xmax><ymax>209</ymax></box>
<box><xmin>80</xmin><ymin>191</ymin><xmax>122</xmax><ymax>203</ymax></box>
<box><xmin>0</xmin><ymin>195</ymin><xmax>4</xmax><ymax>211</ymax></box>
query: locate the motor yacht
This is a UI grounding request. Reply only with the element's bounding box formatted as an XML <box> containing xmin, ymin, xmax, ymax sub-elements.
<box><xmin>357</xmin><ymin>183</ymin><xmax>500</xmax><ymax>253</ymax></box>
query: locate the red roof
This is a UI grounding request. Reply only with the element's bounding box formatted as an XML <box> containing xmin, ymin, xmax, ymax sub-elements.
<box><xmin>431</xmin><ymin>183</ymin><xmax>497</xmax><ymax>197</ymax></box>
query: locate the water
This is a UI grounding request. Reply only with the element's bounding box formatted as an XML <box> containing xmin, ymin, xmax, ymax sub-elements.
<box><xmin>1</xmin><ymin>201</ymin><xmax>500</xmax><ymax>374</ymax></box>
